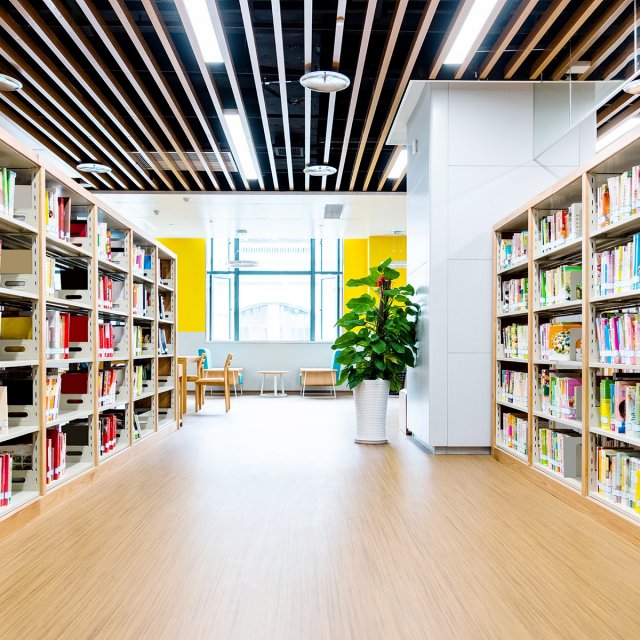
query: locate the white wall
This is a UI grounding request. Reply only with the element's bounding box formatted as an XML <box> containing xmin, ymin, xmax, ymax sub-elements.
<box><xmin>178</xmin><ymin>331</ymin><xmax>340</xmax><ymax>391</ymax></box>
<box><xmin>405</xmin><ymin>83</ymin><xmax>596</xmax><ymax>453</ymax></box>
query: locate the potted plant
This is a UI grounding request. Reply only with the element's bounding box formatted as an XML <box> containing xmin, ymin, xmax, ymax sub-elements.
<box><xmin>332</xmin><ymin>258</ymin><xmax>419</xmax><ymax>443</ymax></box>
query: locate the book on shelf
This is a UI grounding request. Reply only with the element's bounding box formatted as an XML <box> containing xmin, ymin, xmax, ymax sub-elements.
<box><xmin>99</xmin><ymin>414</ymin><xmax>117</xmax><ymax>454</ymax></box>
<box><xmin>539</xmin><ymin>265</ymin><xmax>582</xmax><ymax>307</ymax></box>
<box><xmin>45</xmin><ymin>257</ymin><xmax>62</xmax><ymax>297</ymax></box>
<box><xmin>498</xmin><ymin>413</ymin><xmax>527</xmax><ymax>455</ymax></box>
<box><xmin>538</xmin><ymin>204</ymin><xmax>582</xmax><ymax>253</ymax></box>
<box><xmin>498</xmin><ymin>231</ymin><xmax>527</xmax><ymax>270</ymax></box>
<box><xmin>98</xmin><ymin>320</ymin><xmax>115</xmax><ymax>359</ymax></box>
<box><xmin>132</xmin><ymin>412</ymin><xmax>141</xmax><ymax>440</ymax></box>
<box><xmin>98</xmin><ymin>368</ymin><xmax>117</xmax><ymax>405</ymax></box>
<box><xmin>0</xmin><ymin>313</ymin><xmax>32</xmax><ymax>340</ymax></box>
<box><xmin>97</xmin><ymin>222</ymin><xmax>112</xmax><ymax>261</ymax></box>
<box><xmin>594</xmin><ymin>234</ymin><xmax>640</xmax><ymax>296</ymax></box>
<box><xmin>133</xmin><ymin>245</ymin><xmax>150</xmax><ymax>277</ymax></box>
<box><xmin>158</xmin><ymin>328</ymin><xmax>168</xmax><ymax>355</ymax></box>
<box><xmin>597</xmin><ymin>445</ymin><xmax>640</xmax><ymax>511</ymax></box>
<box><xmin>0</xmin><ymin>168</ymin><xmax>17</xmax><ymax>218</ymax></box>
<box><xmin>539</xmin><ymin>321</ymin><xmax>582</xmax><ymax>361</ymax></box>
<box><xmin>98</xmin><ymin>274</ymin><xmax>113</xmax><ymax>310</ymax></box>
<box><xmin>596</xmin><ymin>167</ymin><xmax>640</xmax><ymax>229</ymax></box>
<box><xmin>599</xmin><ymin>378</ymin><xmax>640</xmax><ymax>437</ymax></box>
<box><xmin>538</xmin><ymin>427</ymin><xmax>581</xmax><ymax>478</ymax></box>
<box><xmin>158</xmin><ymin>294</ymin><xmax>165</xmax><ymax>319</ymax></box>
<box><xmin>45</xmin><ymin>373</ymin><xmax>61</xmax><ymax>421</ymax></box>
<box><xmin>45</xmin><ymin>190</ymin><xmax>71</xmax><ymax>242</ymax></box>
<box><xmin>594</xmin><ymin>310</ymin><xmax>640</xmax><ymax>364</ymax></box>
<box><xmin>0</xmin><ymin>387</ymin><xmax>8</xmax><ymax>436</ymax></box>
<box><xmin>502</xmin><ymin>323</ymin><xmax>528</xmax><ymax>359</ymax></box>
<box><xmin>133</xmin><ymin>365</ymin><xmax>147</xmax><ymax>397</ymax></box>
<box><xmin>499</xmin><ymin>370</ymin><xmax>528</xmax><ymax>408</ymax></box>
<box><xmin>0</xmin><ymin>452</ymin><xmax>11</xmax><ymax>507</ymax></box>
<box><xmin>46</xmin><ymin>310</ymin><xmax>70</xmax><ymax>359</ymax></box>
<box><xmin>132</xmin><ymin>283</ymin><xmax>151</xmax><ymax>316</ymax></box>
<box><xmin>501</xmin><ymin>277</ymin><xmax>528</xmax><ymax>313</ymax></box>
<box><xmin>539</xmin><ymin>369</ymin><xmax>582</xmax><ymax>420</ymax></box>
<box><xmin>45</xmin><ymin>426</ymin><xmax>66</xmax><ymax>483</ymax></box>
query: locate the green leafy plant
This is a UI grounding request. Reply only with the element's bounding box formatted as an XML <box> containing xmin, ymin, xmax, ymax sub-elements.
<box><xmin>332</xmin><ymin>258</ymin><xmax>419</xmax><ymax>393</ymax></box>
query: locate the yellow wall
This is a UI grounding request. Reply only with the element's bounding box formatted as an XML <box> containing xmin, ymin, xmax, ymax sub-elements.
<box><xmin>343</xmin><ymin>236</ymin><xmax>407</xmax><ymax>311</ymax></box>
<box><xmin>157</xmin><ymin>238</ymin><xmax>206</xmax><ymax>332</ymax></box>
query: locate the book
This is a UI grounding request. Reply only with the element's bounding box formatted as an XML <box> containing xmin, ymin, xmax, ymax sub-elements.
<box><xmin>0</xmin><ymin>387</ymin><xmax>8</xmax><ymax>436</ymax></box>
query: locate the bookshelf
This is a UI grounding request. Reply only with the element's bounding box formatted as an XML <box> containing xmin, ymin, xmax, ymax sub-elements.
<box><xmin>0</xmin><ymin>127</ymin><xmax>177</xmax><ymax>525</ymax></box>
<box><xmin>493</xmin><ymin>127</ymin><xmax>640</xmax><ymax>534</ymax></box>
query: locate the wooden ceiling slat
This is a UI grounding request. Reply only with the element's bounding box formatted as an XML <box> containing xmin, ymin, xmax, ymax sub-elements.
<box><xmin>549</xmin><ymin>0</ymin><xmax>631</xmax><ymax>81</ymax></box>
<box><xmin>453</xmin><ymin>0</ymin><xmax>509</xmax><ymax>80</ymax></box>
<box><xmin>206</xmin><ymin>0</ymin><xmax>263</xmax><ymax>190</ymax></box>
<box><xmin>348</xmin><ymin>0</ymin><xmax>410</xmax><ymax>191</ymax></box>
<box><xmin>601</xmin><ymin>42</ymin><xmax>635</xmax><ymax>80</ymax></box>
<box><xmin>578</xmin><ymin>13</ymin><xmax>637</xmax><ymax>80</ymax></box>
<box><xmin>303</xmin><ymin>0</ymin><xmax>312</xmax><ymax>191</ymax></box>
<box><xmin>478</xmin><ymin>0</ymin><xmax>540</xmax><ymax>80</ymax></box>
<box><xmin>334</xmin><ymin>0</ymin><xmax>377</xmax><ymax>191</ymax></box>
<box><xmin>376</xmin><ymin>146</ymin><xmax>402</xmax><ymax>191</ymax></box>
<box><xmin>2</xmin><ymin>4</ymin><xmax>153</xmax><ymax>190</ymax></box>
<box><xmin>503</xmin><ymin>0</ymin><xmax>572</xmax><ymax>79</ymax></box>
<box><xmin>528</xmin><ymin>0</ymin><xmax>605</xmax><ymax>80</ymax></box>
<box><xmin>112</xmin><ymin>0</ymin><xmax>223</xmax><ymax>191</ymax></box>
<box><xmin>39</xmin><ymin>0</ymin><xmax>181</xmax><ymax>190</ymax></box>
<box><xmin>599</xmin><ymin>98</ymin><xmax>640</xmax><ymax>137</ymax></box>
<box><xmin>320</xmin><ymin>0</ymin><xmax>347</xmax><ymax>192</ymax></box>
<box><xmin>270</xmin><ymin>0</ymin><xmax>294</xmax><ymax>190</ymax></box>
<box><xmin>598</xmin><ymin>92</ymin><xmax>637</xmax><ymax>126</ymax></box>
<box><xmin>238</xmin><ymin>0</ymin><xmax>279</xmax><ymax>190</ymax></box>
<box><xmin>0</xmin><ymin>43</ymin><xmax>133</xmax><ymax>189</ymax></box>
<box><xmin>429</xmin><ymin>0</ymin><xmax>476</xmax><ymax>80</ymax></box>
<box><xmin>391</xmin><ymin>170</ymin><xmax>406</xmax><ymax>192</ymax></box>
<box><xmin>8</xmin><ymin>0</ymin><xmax>160</xmax><ymax>190</ymax></box>
<box><xmin>363</xmin><ymin>1</ymin><xmax>440</xmax><ymax>191</ymax></box>
<box><xmin>71</xmin><ymin>0</ymin><xmax>203</xmax><ymax>190</ymax></box>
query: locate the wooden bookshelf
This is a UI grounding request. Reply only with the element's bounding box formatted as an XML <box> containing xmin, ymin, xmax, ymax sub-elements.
<box><xmin>493</xmin><ymin>125</ymin><xmax>640</xmax><ymax>536</ymax></box>
<box><xmin>0</xmin><ymin>126</ymin><xmax>177</xmax><ymax>526</ymax></box>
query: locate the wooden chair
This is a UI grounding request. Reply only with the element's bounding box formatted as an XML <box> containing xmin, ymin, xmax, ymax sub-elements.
<box><xmin>182</xmin><ymin>355</ymin><xmax>205</xmax><ymax>413</ymax></box>
<box><xmin>195</xmin><ymin>353</ymin><xmax>233</xmax><ymax>413</ymax></box>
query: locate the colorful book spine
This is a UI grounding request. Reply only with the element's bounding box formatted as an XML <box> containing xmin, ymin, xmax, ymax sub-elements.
<box><xmin>499</xmin><ymin>370</ymin><xmax>528</xmax><ymax>408</ymax></box>
<box><xmin>499</xmin><ymin>413</ymin><xmax>527</xmax><ymax>455</ymax></box>
<box><xmin>539</xmin><ymin>265</ymin><xmax>582</xmax><ymax>307</ymax></box>
<box><xmin>594</xmin><ymin>311</ymin><xmax>640</xmax><ymax>365</ymax></box>
<box><xmin>538</xmin><ymin>204</ymin><xmax>582</xmax><ymax>254</ymax></box>
<box><xmin>502</xmin><ymin>324</ymin><xmax>528</xmax><ymax>359</ymax></box>
<box><xmin>538</xmin><ymin>428</ymin><xmax>582</xmax><ymax>478</ymax></box>
<box><xmin>598</xmin><ymin>378</ymin><xmax>640</xmax><ymax>437</ymax></box>
<box><xmin>498</xmin><ymin>231</ymin><xmax>528</xmax><ymax>270</ymax></box>
<box><xmin>501</xmin><ymin>277</ymin><xmax>528</xmax><ymax>313</ymax></box>
<box><xmin>594</xmin><ymin>233</ymin><xmax>640</xmax><ymax>296</ymax></box>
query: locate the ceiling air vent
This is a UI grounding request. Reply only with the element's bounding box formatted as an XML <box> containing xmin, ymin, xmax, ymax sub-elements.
<box><xmin>130</xmin><ymin>151</ymin><xmax>238</xmax><ymax>172</ymax></box>
<box><xmin>323</xmin><ymin>204</ymin><xmax>343</xmax><ymax>219</ymax></box>
<box><xmin>274</xmin><ymin>146</ymin><xmax>304</xmax><ymax>158</ymax></box>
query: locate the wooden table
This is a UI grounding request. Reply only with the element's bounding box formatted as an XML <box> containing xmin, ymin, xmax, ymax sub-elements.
<box><xmin>299</xmin><ymin>368</ymin><xmax>337</xmax><ymax>397</ymax></box>
<box><xmin>258</xmin><ymin>370</ymin><xmax>288</xmax><ymax>397</ymax></box>
<box><xmin>204</xmin><ymin>367</ymin><xmax>244</xmax><ymax>396</ymax></box>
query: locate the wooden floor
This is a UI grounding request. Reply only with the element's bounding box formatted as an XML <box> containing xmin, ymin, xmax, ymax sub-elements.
<box><xmin>1</xmin><ymin>395</ymin><xmax>640</xmax><ymax>639</ymax></box>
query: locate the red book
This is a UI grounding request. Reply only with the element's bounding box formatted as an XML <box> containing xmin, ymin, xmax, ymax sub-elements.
<box><xmin>70</xmin><ymin>221</ymin><xmax>87</xmax><ymax>238</ymax></box>
<box><xmin>69</xmin><ymin>314</ymin><xmax>88</xmax><ymax>343</ymax></box>
<box><xmin>1</xmin><ymin>454</ymin><xmax>9</xmax><ymax>507</ymax></box>
<box><xmin>61</xmin><ymin>372</ymin><xmax>89</xmax><ymax>395</ymax></box>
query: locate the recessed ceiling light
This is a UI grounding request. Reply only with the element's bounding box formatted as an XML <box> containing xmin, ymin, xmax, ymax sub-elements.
<box><xmin>76</xmin><ymin>162</ymin><xmax>112</xmax><ymax>174</ymax></box>
<box><xmin>300</xmin><ymin>71</ymin><xmax>350</xmax><ymax>93</ymax></box>
<box><xmin>304</xmin><ymin>164</ymin><xmax>337</xmax><ymax>176</ymax></box>
<box><xmin>224</xmin><ymin>112</ymin><xmax>259</xmax><ymax>180</ymax></box>
<box><xmin>388</xmin><ymin>149</ymin><xmax>407</xmax><ymax>180</ymax></box>
<box><xmin>444</xmin><ymin>0</ymin><xmax>501</xmax><ymax>65</ymax></box>
<box><xmin>183</xmin><ymin>0</ymin><xmax>223</xmax><ymax>63</ymax></box>
<box><xmin>0</xmin><ymin>74</ymin><xmax>23</xmax><ymax>91</ymax></box>
<box><xmin>624</xmin><ymin>79</ymin><xmax>640</xmax><ymax>95</ymax></box>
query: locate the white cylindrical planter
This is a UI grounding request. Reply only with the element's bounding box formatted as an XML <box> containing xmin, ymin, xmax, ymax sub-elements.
<box><xmin>353</xmin><ymin>379</ymin><xmax>390</xmax><ymax>444</ymax></box>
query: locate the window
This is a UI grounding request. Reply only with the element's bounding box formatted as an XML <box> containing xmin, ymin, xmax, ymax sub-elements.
<box><xmin>206</xmin><ymin>239</ymin><xmax>342</xmax><ymax>341</ymax></box>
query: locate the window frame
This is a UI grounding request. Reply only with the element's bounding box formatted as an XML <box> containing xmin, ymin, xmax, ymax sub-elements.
<box><xmin>206</xmin><ymin>238</ymin><xmax>342</xmax><ymax>342</ymax></box>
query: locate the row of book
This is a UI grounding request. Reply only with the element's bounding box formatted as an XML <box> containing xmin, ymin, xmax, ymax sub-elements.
<box><xmin>593</xmin><ymin>235</ymin><xmax>640</xmax><ymax>297</ymax></box>
<box><xmin>46</xmin><ymin>312</ymin><xmax>88</xmax><ymax>359</ymax></box>
<box><xmin>499</xmin><ymin>370</ymin><xmax>528</xmax><ymax>408</ymax></box>
<box><xmin>98</xmin><ymin>274</ymin><xmax>114</xmax><ymax>310</ymax></box>
<box><xmin>45</xmin><ymin>374</ymin><xmax>61</xmax><ymax>422</ymax></box>
<box><xmin>539</xmin><ymin>265</ymin><xmax>582</xmax><ymax>307</ymax></box>
<box><xmin>158</xmin><ymin>329</ymin><xmax>169</xmax><ymax>355</ymax></box>
<box><xmin>97</xmin><ymin>223</ymin><xmax>113</xmax><ymax>262</ymax></box>
<box><xmin>498</xmin><ymin>232</ymin><xmax>528</xmax><ymax>270</ymax></box>
<box><xmin>537</xmin><ymin>204</ymin><xmax>582</xmax><ymax>254</ymax></box>
<box><xmin>0</xmin><ymin>453</ymin><xmax>11</xmax><ymax>507</ymax></box>
<box><xmin>99</xmin><ymin>414</ymin><xmax>118</xmax><ymax>454</ymax></box>
<box><xmin>501</xmin><ymin>277</ymin><xmax>528</xmax><ymax>313</ymax></box>
<box><xmin>538</xmin><ymin>427</ymin><xmax>581</xmax><ymax>478</ymax></box>
<box><xmin>99</xmin><ymin>369</ymin><xmax>118</xmax><ymax>405</ymax></box>
<box><xmin>502</xmin><ymin>324</ymin><xmax>528</xmax><ymax>359</ymax></box>
<box><xmin>158</xmin><ymin>294</ymin><xmax>169</xmax><ymax>320</ymax></box>
<box><xmin>133</xmin><ymin>365</ymin><xmax>148</xmax><ymax>397</ymax></box>
<box><xmin>0</xmin><ymin>168</ymin><xmax>17</xmax><ymax>219</ymax></box>
<box><xmin>98</xmin><ymin>321</ymin><xmax>115</xmax><ymax>359</ymax></box>
<box><xmin>132</xmin><ymin>283</ymin><xmax>152</xmax><ymax>317</ymax></box>
<box><xmin>132</xmin><ymin>245</ymin><xmax>152</xmax><ymax>277</ymax></box>
<box><xmin>498</xmin><ymin>413</ymin><xmax>527</xmax><ymax>455</ymax></box>
<box><xmin>45</xmin><ymin>426</ymin><xmax>66</xmax><ymax>483</ymax></box>
<box><xmin>597</xmin><ymin>445</ymin><xmax>640</xmax><ymax>511</ymax></box>
<box><xmin>599</xmin><ymin>379</ymin><xmax>640</xmax><ymax>437</ymax></box>
<box><xmin>539</xmin><ymin>370</ymin><xmax>582</xmax><ymax>421</ymax></box>
<box><xmin>133</xmin><ymin>326</ymin><xmax>151</xmax><ymax>356</ymax></box>
<box><xmin>45</xmin><ymin>257</ymin><xmax>61</xmax><ymax>297</ymax></box>
<box><xmin>539</xmin><ymin>321</ymin><xmax>582</xmax><ymax>362</ymax></box>
<box><xmin>595</xmin><ymin>167</ymin><xmax>640</xmax><ymax>230</ymax></box>
<box><xmin>595</xmin><ymin>311</ymin><xmax>640</xmax><ymax>365</ymax></box>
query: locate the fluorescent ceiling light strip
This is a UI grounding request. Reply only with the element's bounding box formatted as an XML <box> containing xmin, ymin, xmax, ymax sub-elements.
<box><xmin>224</xmin><ymin>113</ymin><xmax>259</xmax><ymax>180</ymax></box>
<box><xmin>183</xmin><ymin>0</ymin><xmax>223</xmax><ymax>63</ymax></box>
<box><xmin>596</xmin><ymin>117</ymin><xmax>640</xmax><ymax>151</ymax></box>
<box><xmin>445</xmin><ymin>0</ymin><xmax>500</xmax><ymax>65</ymax></box>
<box><xmin>388</xmin><ymin>149</ymin><xmax>407</xmax><ymax>180</ymax></box>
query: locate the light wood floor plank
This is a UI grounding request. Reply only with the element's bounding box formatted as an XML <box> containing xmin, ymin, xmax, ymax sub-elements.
<box><xmin>0</xmin><ymin>396</ymin><xmax>639</xmax><ymax>639</ymax></box>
